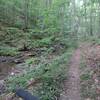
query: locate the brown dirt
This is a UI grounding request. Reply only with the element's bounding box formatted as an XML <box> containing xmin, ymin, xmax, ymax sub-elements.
<box><xmin>0</xmin><ymin>63</ymin><xmax>13</xmax><ymax>80</ymax></box>
<box><xmin>60</xmin><ymin>49</ymin><xmax>81</xmax><ymax>100</ymax></box>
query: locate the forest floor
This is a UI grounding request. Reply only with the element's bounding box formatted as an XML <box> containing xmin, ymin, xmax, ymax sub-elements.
<box><xmin>60</xmin><ymin>48</ymin><xmax>81</xmax><ymax>100</ymax></box>
<box><xmin>0</xmin><ymin>29</ymin><xmax>100</xmax><ymax>100</ymax></box>
<box><xmin>60</xmin><ymin>42</ymin><xmax>100</xmax><ymax>100</ymax></box>
<box><xmin>80</xmin><ymin>43</ymin><xmax>100</xmax><ymax>100</ymax></box>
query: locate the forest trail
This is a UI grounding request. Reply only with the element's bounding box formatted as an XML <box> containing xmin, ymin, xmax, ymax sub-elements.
<box><xmin>60</xmin><ymin>49</ymin><xmax>81</xmax><ymax>100</ymax></box>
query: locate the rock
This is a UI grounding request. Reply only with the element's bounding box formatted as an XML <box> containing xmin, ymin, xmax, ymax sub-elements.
<box><xmin>59</xmin><ymin>93</ymin><xmax>69</xmax><ymax>100</ymax></box>
<box><xmin>14</xmin><ymin>59</ymin><xmax>23</xmax><ymax>64</ymax></box>
<box><xmin>0</xmin><ymin>80</ymin><xmax>6</xmax><ymax>95</ymax></box>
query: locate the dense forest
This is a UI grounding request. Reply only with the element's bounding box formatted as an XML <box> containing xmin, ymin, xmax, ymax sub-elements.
<box><xmin>0</xmin><ymin>0</ymin><xmax>100</xmax><ymax>100</ymax></box>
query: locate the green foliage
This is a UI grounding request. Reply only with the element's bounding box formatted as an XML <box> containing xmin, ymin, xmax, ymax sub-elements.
<box><xmin>0</xmin><ymin>0</ymin><xmax>69</xmax><ymax>31</ymax></box>
<box><xmin>80</xmin><ymin>73</ymin><xmax>91</xmax><ymax>81</ymax></box>
<box><xmin>6</xmin><ymin>49</ymin><xmax>73</xmax><ymax>100</ymax></box>
<box><xmin>25</xmin><ymin>58</ymin><xmax>35</xmax><ymax>65</ymax></box>
<box><xmin>0</xmin><ymin>1</ymin><xmax>77</xmax><ymax>98</ymax></box>
<box><xmin>89</xmin><ymin>37</ymin><xmax>100</xmax><ymax>45</ymax></box>
<box><xmin>46</xmin><ymin>47</ymin><xmax>54</xmax><ymax>54</ymax></box>
<box><xmin>0</xmin><ymin>45</ymin><xmax>19</xmax><ymax>56</ymax></box>
<box><xmin>55</xmin><ymin>35</ymin><xmax>78</xmax><ymax>48</ymax></box>
<box><xmin>37</xmin><ymin>36</ymin><xmax>53</xmax><ymax>46</ymax></box>
<box><xmin>25</xmin><ymin>57</ymin><xmax>40</xmax><ymax>65</ymax></box>
<box><xmin>0</xmin><ymin>27</ymin><xmax>25</xmax><ymax>45</ymax></box>
<box><xmin>29</xmin><ymin>36</ymin><xmax>54</xmax><ymax>48</ymax></box>
<box><xmin>81</xmin><ymin>36</ymin><xmax>100</xmax><ymax>45</ymax></box>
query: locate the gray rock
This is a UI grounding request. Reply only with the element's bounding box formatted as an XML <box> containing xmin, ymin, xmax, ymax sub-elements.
<box><xmin>0</xmin><ymin>80</ymin><xmax>6</xmax><ymax>95</ymax></box>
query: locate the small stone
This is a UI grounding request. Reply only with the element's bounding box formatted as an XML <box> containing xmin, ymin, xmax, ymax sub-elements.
<box><xmin>11</xmin><ymin>72</ymin><xmax>15</xmax><ymax>76</ymax></box>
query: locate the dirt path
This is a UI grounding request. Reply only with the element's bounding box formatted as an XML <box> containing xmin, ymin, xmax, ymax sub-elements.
<box><xmin>60</xmin><ymin>49</ymin><xmax>81</xmax><ymax>100</ymax></box>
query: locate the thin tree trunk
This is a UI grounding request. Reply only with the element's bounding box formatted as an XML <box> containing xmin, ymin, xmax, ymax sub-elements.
<box><xmin>24</xmin><ymin>0</ymin><xmax>29</xmax><ymax>29</ymax></box>
<box><xmin>90</xmin><ymin>2</ymin><xmax>93</xmax><ymax>36</ymax></box>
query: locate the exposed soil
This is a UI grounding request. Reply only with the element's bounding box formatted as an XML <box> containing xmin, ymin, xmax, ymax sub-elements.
<box><xmin>0</xmin><ymin>50</ymin><xmax>34</xmax><ymax>79</ymax></box>
<box><xmin>60</xmin><ymin>49</ymin><xmax>81</xmax><ymax>100</ymax></box>
<box><xmin>0</xmin><ymin>57</ymin><xmax>21</xmax><ymax>80</ymax></box>
<box><xmin>0</xmin><ymin>63</ymin><xmax>14</xmax><ymax>80</ymax></box>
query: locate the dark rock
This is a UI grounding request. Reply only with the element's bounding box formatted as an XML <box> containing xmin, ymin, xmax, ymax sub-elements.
<box><xmin>15</xmin><ymin>88</ymin><xmax>39</xmax><ymax>100</ymax></box>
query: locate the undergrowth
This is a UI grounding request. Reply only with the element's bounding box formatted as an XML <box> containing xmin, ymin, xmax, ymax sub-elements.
<box><xmin>6</xmin><ymin>48</ymin><xmax>74</xmax><ymax>100</ymax></box>
<box><xmin>0</xmin><ymin>45</ymin><xmax>19</xmax><ymax>56</ymax></box>
<box><xmin>0</xmin><ymin>27</ymin><xmax>77</xmax><ymax>99</ymax></box>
